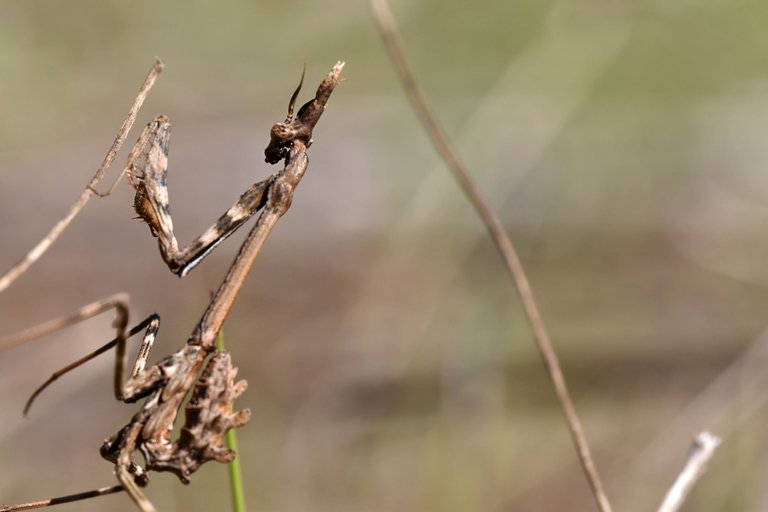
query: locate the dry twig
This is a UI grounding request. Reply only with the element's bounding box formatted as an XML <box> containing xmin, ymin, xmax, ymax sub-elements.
<box><xmin>656</xmin><ymin>431</ymin><xmax>721</xmax><ymax>512</ymax></box>
<box><xmin>369</xmin><ymin>1</ymin><xmax>612</xmax><ymax>511</ymax></box>
<box><xmin>0</xmin><ymin>58</ymin><xmax>164</xmax><ymax>294</ymax></box>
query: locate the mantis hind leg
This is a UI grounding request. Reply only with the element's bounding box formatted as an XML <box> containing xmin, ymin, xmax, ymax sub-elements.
<box><xmin>0</xmin><ymin>293</ymin><xmax>165</xmax><ymax>415</ymax></box>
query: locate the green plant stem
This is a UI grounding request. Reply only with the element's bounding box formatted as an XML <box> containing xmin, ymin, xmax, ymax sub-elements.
<box><xmin>216</xmin><ymin>330</ymin><xmax>247</xmax><ymax>512</ymax></box>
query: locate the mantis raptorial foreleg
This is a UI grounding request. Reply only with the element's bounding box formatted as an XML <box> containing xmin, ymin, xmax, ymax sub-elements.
<box><xmin>127</xmin><ymin>62</ymin><xmax>338</xmax><ymax>279</ymax></box>
<box><xmin>125</xmin><ymin>116</ymin><xmax>273</xmax><ymax>277</ymax></box>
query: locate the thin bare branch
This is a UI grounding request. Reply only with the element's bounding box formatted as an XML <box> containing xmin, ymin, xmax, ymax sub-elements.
<box><xmin>656</xmin><ymin>431</ymin><xmax>721</xmax><ymax>512</ymax></box>
<box><xmin>0</xmin><ymin>58</ymin><xmax>164</xmax><ymax>294</ymax></box>
<box><xmin>369</xmin><ymin>1</ymin><xmax>612</xmax><ymax>511</ymax></box>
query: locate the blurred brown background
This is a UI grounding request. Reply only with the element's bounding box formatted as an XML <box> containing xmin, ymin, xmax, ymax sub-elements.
<box><xmin>3</xmin><ymin>1</ymin><xmax>768</xmax><ymax>511</ymax></box>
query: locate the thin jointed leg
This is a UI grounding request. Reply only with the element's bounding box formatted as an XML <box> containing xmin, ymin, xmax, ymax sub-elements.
<box><xmin>0</xmin><ymin>293</ymin><xmax>164</xmax><ymax>415</ymax></box>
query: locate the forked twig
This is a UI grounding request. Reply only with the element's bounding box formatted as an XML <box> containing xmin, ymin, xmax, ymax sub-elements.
<box><xmin>1</xmin><ymin>61</ymin><xmax>344</xmax><ymax>512</ymax></box>
<box><xmin>0</xmin><ymin>58</ymin><xmax>164</xmax><ymax>294</ymax></box>
<box><xmin>656</xmin><ymin>431</ymin><xmax>721</xmax><ymax>512</ymax></box>
<box><xmin>369</xmin><ymin>1</ymin><xmax>612</xmax><ymax>511</ymax></box>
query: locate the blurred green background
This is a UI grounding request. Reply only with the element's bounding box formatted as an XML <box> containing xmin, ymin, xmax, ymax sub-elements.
<box><xmin>3</xmin><ymin>0</ymin><xmax>768</xmax><ymax>510</ymax></box>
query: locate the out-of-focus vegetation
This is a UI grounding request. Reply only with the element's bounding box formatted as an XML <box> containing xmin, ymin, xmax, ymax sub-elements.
<box><xmin>3</xmin><ymin>1</ymin><xmax>768</xmax><ymax>511</ymax></box>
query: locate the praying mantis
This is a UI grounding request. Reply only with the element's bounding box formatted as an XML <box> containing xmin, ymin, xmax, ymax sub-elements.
<box><xmin>0</xmin><ymin>60</ymin><xmax>344</xmax><ymax>512</ymax></box>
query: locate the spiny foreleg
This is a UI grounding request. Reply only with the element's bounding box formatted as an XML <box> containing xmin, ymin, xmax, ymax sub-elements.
<box><xmin>127</xmin><ymin>116</ymin><xmax>272</xmax><ymax>277</ymax></box>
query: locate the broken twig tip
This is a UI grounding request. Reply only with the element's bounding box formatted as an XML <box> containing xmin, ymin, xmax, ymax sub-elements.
<box><xmin>693</xmin><ymin>431</ymin><xmax>721</xmax><ymax>451</ymax></box>
<box><xmin>657</xmin><ymin>430</ymin><xmax>722</xmax><ymax>512</ymax></box>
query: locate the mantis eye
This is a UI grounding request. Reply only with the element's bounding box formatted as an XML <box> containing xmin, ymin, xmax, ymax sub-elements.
<box><xmin>270</xmin><ymin>123</ymin><xmax>290</xmax><ymax>140</ymax></box>
<box><xmin>264</xmin><ymin>123</ymin><xmax>296</xmax><ymax>164</ymax></box>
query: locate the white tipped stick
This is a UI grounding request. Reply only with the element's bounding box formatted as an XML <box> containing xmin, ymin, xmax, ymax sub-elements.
<box><xmin>657</xmin><ymin>431</ymin><xmax>721</xmax><ymax>512</ymax></box>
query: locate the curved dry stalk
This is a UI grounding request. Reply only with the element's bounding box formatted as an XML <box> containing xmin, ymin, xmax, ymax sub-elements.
<box><xmin>369</xmin><ymin>1</ymin><xmax>612</xmax><ymax>511</ymax></box>
<box><xmin>0</xmin><ymin>58</ymin><xmax>164</xmax><ymax>295</ymax></box>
